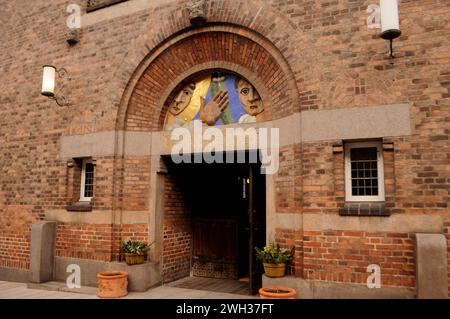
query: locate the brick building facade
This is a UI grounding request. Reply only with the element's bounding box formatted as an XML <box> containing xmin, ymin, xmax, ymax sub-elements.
<box><xmin>0</xmin><ymin>0</ymin><xmax>448</xmax><ymax>298</ymax></box>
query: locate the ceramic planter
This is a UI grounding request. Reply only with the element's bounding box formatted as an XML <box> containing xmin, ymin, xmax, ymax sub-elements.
<box><xmin>263</xmin><ymin>263</ymin><xmax>286</xmax><ymax>278</ymax></box>
<box><xmin>259</xmin><ymin>286</ymin><xmax>297</xmax><ymax>299</ymax></box>
<box><xmin>97</xmin><ymin>271</ymin><xmax>128</xmax><ymax>298</ymax></box>
<box><xmin>124</xmin><ymin>253</ymin><xmax>145</xmax><ymax>265</ymax></box>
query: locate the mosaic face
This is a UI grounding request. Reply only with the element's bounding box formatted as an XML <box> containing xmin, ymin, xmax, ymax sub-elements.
<box><xmin>169</xmin><ymin>83</ymin><xmax>196</xmax><ymax>116</ymax></box>
<box><xmin>237</xmin><ymin>78</ymin><xmax>264</xmax><ymax>116</ymax></box>
<box><xmin>164</xmin><ymin>72</ymin><xmax>264</xmax><ymax>130</ymax></box>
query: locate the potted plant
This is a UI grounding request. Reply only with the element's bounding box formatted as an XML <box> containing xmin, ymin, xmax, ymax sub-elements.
<box><xmin>97</xmin><ymin>271</ymin><xmax>128</xmax><ymax>298</ymax></box>
<box><xmin>259</xmin><ymin>286</ymin><xmax>297</xmax><ymax>299</ymax></box>
<box><xmin>254</xmin><ymin>242</ymin><xmax>293</xmax><ymax>278</ymax></box>
<box><xmin>120</xmin><ymin>240</ymin><xmax>154</xmax><ymax>265</ymax></box>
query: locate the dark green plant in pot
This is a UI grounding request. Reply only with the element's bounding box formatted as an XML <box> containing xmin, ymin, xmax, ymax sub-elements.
<box><xmin>121</xmin><ymin>240</ymin><xmax>152</xmax><ymax>255</ymax></box>
<box><xmin>121</xmin><ymin>240</ymin><xmax>155</xmax><ymax>265</ymax></box>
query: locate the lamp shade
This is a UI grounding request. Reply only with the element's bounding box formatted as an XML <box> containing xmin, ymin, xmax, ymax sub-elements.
<box><xmin>380</xmin><ymin>0</ymin><xmax>401</xmax><ymax>39</ymax></box>
<box><xmin>41</xmin><ymin>65</ymin><xmax>56</xmax><ymax>97</ymax></box>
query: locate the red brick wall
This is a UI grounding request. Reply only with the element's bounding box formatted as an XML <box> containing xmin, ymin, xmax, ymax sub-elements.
<box><xmin>275</xmin><ymin>229</ymin><xmax>303</xmax><ymax>276</ymax></box>
<box><xmin>275</xmin><ymin>144</ymin><xmax>302</xmax><ymax>214</ymax></box>
<box><xmin>162</xmin><ymin>174</ymin><xmax>191</xmax><ymax>283</ymax></box>
<box><xmin>121</xmin><ymin>157</ymin><xmax>151</xmax><ymax>211</ymax></box>
<box><xmin>302</xmin><ymin>142</ymin><xmax>339</xmax><ymax>214</ymax></box>
<box><xmin>0</xmin><ymin>204</ymin><xmax>33</xmax><ymax>270</ymax></box>
<box><xmin>56</xmin><ymin>223</ymin><xmax>113</xmax><ymax>261</ymax></box>
<box><xmin>56</xmin><ymin>223</ymin><xmax>148</xmax><ymax>261</ymax></box>
<box><xmin>302</xmin><ymin>231</ymin><xmax>415</xmax><ymax>288</ymax></box>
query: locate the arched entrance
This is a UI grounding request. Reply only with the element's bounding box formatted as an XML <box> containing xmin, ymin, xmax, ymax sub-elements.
<box><xmin>117</xmin><ymin>25</ymin><xmax>299</xmax><ymax>294</ymax></box>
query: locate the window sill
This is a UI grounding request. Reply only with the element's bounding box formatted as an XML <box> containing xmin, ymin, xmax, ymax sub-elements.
<box><xmin>339</xmin><ymin>202</ymin><xmax>390</xmax><ymax>217</ymax></box>
<box><xmin>87</xmin><ymin>0</ymin><xmax>128</xmax><ymax>13</ymax></box>
<box><xmin>66</xmin><ymin>201</ymin><xmax>93</xmax><ymax>212</ymax></box>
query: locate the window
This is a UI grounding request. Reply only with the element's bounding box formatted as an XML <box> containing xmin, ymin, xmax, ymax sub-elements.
<box><xmin>345</xmin><ymin>141</ymin><xmax>384</xmax><ymax>202</ymax></box>
<box><xmin>80</xmin><ymin>159</ymin><xmax>94</xmax><ymax>201</ymax></box>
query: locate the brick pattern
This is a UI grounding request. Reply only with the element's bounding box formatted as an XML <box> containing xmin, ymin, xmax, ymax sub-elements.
<box><xmin>275</xmin><ymin>229</ymin><xmax>303</xmax><ymax>276</ymax></box>
<box><xmin>56</xmin><ymin>223</ymin><xmax>113</xmax><ymax>261</ymax></box>
<box><xmin>162</xmin><ymin>174</ymin><xmax>192</xmax><ymax>283</ymax></box>
<box><xmin>121</xmin><ymin>157</ymin><xmax>151</xmax><ymax>211</ymax></box>
<box><xmin>275</xmin><ymin>144</ymin><xmax>302</xmax><ymax>214</ymax></box>
<box><xmin>303</xmin><ymin>142</ymin><xmax>342</xmax><ymax>214</ymax></box>
<box><xmin>338</xmin><ymin>202</ymin><xmax>390</xmax><ymax>217</ymax></box>
<box><xmin>56</xmin><ymin>223</ymin><xmax>148</xmax><ymax>261</ymax></box>
<box><xmin>0</xmin><ymin>205</ymin><xmax>32</xmax><ymax>270</ymax></box>
<box><xmin>302</xmin><ymin>231</ymin><xmax>415</xmax><ymax>288</ymax></box>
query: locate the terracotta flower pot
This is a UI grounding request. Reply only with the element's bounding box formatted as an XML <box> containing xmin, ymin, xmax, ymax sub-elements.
<box><xmin>263</xmin><ymin>263</ymin><xmax>286</xmax><ymax>278</ymax></box>
<box><xmin>97</xmin><ymin>271</ymin><xmax>128</xmax><ymax>298</ymax></box>
<box><xmin>259</xmin><ymin>286</ymin><xmax>297</xmax><ymax>299</ymax></box>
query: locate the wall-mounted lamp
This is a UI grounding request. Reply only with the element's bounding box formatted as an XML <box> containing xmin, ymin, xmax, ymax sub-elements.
<box><xmin>379</xmin><ymin>0</ymin><xmax>401</xmax><ymax>58</ymax></box>
<box><xmin>41</xmin><ymin>65</ymin><xmax>72</xmax><ymax>106</ymax></box>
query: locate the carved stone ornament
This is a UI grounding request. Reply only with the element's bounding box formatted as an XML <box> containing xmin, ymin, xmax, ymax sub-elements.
<box><xmin>66</xmin><ymin>28</ymin><xmax>80</xmax><ymax>46</ymax></box>
<box><xmin>187</xmin><ymin>0</ymin><xmax>208</xmax><ymax>26</ymax></box>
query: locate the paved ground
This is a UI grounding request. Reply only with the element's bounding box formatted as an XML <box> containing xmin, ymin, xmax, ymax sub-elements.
<box><xmin>0</xmin><ymin>280</ymin><xmax>258</xmax><ymax>299</ymax></box>
<box><xmin>167</xmin><ymin>276</ymin><xmax>250</xmax><ymax>296</ymax></box>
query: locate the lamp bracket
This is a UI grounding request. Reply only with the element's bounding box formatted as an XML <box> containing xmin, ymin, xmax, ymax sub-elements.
<box><xmin>53</xmin><ymin>68</ymin><xmax>72</xmax><ymax>106</ymax></box>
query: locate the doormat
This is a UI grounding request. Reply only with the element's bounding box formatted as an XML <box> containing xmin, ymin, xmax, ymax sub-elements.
<box><xmin>192</xmin><ymin>261</ymin><xmax>237</xmax><ymax>280</ymax></box>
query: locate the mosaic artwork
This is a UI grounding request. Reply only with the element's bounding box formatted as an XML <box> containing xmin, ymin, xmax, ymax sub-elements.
<box><xmin>164</xmin><ymin>72</ymin><xmax>264</xmax><ymax>130</ymax></box>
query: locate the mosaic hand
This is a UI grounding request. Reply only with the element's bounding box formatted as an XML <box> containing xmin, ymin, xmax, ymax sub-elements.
<box><xmin>200</xmin><ymin>91</ymin><xmax>229</xmax><ymax>126</ymax></box>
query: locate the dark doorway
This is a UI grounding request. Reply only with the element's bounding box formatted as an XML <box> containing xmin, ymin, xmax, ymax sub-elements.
<box><xmin>163</xmin><ymin>151</ymin><xmax>266</xmax><ymax>295</ymax></box>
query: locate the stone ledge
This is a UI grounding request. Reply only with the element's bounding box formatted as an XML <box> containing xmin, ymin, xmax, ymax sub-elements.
<box><xmin>66</xmin><ymin>201</ymin><xmax>93</xmax><ymax>212</ymax></box>
<box><xmin>45</xmin><ymin>209</ymin><xmax>149</xmax><ymax>224</ymax></box>
<box><xmin>59</xmin><ymin>104</ymin><xmax>412</xmax><ymax>159</ymax></box>
<box><xmin>339</xmin><ymin>202</ymin><xmax>390</xmax><ymax>217</ymax></box>
<box><xmin>30</xmin><ymin>221</ymin><xmax>56</xmax><ymax>284</ymax></box>
<box><xmin>415</xmin><ymin>233</ymin><xmax>448</xmax><ymax>299</ymax></box>
<box><xmin>54</xmin><ymin>256</ymin><xmax>161</xmax><ymax>292</ymax></box>
<box><xmin>86</xmin><ymin>0</ymin><xmax>128</xmax><ymax>13</ymax></box>
<box><xmin>262</xmin><ymin>275</ymin><xmax>416</xmax><ymax>299</ymax></box>
<box><xmin>0</xmin><ymin>267</ymin><xmax>30</xmax><ymax>283</ymax></box>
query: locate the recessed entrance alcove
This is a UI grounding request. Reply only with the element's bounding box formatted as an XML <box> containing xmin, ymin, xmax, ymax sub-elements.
<box><xmin>161</xmin><ymin>152</ymin><xmax>266</xmax><ymax>295</ymax></box>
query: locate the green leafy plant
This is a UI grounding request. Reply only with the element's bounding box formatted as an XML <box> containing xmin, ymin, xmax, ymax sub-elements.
<box><xmin>120</xmin><ymin>240</ymin><xmax>154</xmax><ymax>256</ymax></box>
<box><xmin>254</xmin><ymin>242</ymin><xmax>293</xmax><ymax>264</ymax></box>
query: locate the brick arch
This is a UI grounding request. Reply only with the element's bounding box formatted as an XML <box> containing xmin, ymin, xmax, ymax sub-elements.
<box><xmin>113</xmin><ymin>0</ymin><xmax>314</xmax><ymax>131</ymax></box>
<box><xmin>124</xmin><ymin>30</ymin><xmax>299</xmax><ymax>131</ymax></box>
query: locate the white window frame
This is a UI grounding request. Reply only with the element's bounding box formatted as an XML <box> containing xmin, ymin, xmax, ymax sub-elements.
<box><xmin>80</xmin><ymin>159</ymin><xmax>94</xmax><ymax>202</ymax></box>
<box><xmin>345</xmin><ymin>141</ymin><xmax>385</xmax><ymax>202</ymax></box>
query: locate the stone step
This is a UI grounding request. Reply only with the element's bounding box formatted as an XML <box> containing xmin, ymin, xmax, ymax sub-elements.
<box><xmin>27</xmin><ymin>281</ymin><xmax>98</xmax><ymax>295</ymax></box>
